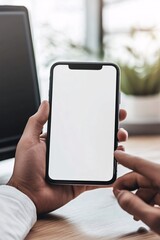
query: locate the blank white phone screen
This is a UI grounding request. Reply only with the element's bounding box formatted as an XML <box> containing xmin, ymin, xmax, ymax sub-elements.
<box><xmin>48</xmin><ymin>64</ymin><xmax>117</xmax><ymax>182</ymax></box>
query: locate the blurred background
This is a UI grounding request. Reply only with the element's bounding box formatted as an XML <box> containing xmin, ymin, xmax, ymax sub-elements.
<box><xmin>0</xmin><ymin>0</ymin><xmax>160</xmax><ymax>133</ymax></box>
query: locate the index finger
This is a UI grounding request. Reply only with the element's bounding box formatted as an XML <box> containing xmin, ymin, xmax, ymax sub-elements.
<box><xmin>115</xmin><ymin>189</ymin><xmax>160</xmax><ymax>235</ymax></box>
<box><xmin>114</xmin><ymin>150</ymin><xmax>160</xmax><ymax>184</ymax></box>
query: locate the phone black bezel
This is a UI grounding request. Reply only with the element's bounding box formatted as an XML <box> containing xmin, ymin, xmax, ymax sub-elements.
<box><xmin>46</xmin><ymin>61</ymin><xmax>120</xmax><ymax>185</ymax></box>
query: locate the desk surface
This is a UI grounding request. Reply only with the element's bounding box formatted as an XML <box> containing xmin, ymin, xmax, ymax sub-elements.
<box><xmin>26</xmin><ymin>136</ymin><xmax>160</xmax><ymax>240</ymax></box>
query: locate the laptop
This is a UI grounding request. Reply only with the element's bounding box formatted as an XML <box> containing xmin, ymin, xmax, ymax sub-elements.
<box><xmin>0</xmin><ymin>6</ymin><xmax>40</xmax><ymax>160</ymax></box>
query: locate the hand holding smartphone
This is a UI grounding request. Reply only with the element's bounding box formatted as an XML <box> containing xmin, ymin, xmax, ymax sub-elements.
<box><xmin>46</xmin><ymin>62</ymin><xmax>119</xmax><ymax>185</ymax></box>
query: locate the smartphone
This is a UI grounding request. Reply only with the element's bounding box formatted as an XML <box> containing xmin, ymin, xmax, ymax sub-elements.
<box><xmin>46</xmin><ymin>62</ymin><xmax>120</xmax><ymax>185</ymax></box>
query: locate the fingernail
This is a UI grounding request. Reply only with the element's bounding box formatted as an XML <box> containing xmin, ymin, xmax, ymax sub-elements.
<box><xmin>114</xmin><ymin>150</ymin><xmax>120</xmax><ymax>156</ymax></box>
<box><xmin>113</xmin><ymin>188</ymin><xmax>121</xmax><ymax>198</ymax></box>
<box><xmin>114</xmin><ymin>150</ymin><xmax>124</xmax><ymax>155</ymax></box>
<box><xmin>39</xmin><ymin>101</ymin><xmax>47</xmax><ymax>110</ymax></box>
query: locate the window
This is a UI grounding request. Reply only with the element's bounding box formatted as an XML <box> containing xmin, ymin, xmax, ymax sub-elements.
<box><xmin>103</xmin><ymin>0</ymin><xmax>160</xmax><ymax>64</ymax></box>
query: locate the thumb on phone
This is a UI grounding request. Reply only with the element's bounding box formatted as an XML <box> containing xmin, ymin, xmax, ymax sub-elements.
<box><xmin>22</xmin><ymin>101</ymin><xmax>49</xmax><ymax>141</ymax></box>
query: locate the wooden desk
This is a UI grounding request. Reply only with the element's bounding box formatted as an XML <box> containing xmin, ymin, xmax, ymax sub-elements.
<box><xmin>26</xmin><ymin>136</ymin><xmax>160</xmax><ymax>240</ymax></box>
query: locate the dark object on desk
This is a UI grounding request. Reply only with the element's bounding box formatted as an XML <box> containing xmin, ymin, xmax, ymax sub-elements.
<box><xmin>120</xmin><ymin>122</ymin><xmax>160</xmax><ymax>135</ymax></box>
<box><xmin>0</xmin><ymin>6</ymin><xmax>40</xmax><ymax>160</ymax></box>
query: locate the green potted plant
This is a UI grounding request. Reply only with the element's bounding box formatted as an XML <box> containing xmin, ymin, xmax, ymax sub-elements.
<box><xmin>121</xmin><ymin>60</ymin><xmax>160</xmax><ymax>96</ymax></box>
<box><xmin>119</xmin><ymin>44</ymin><xmax>160</xmax><ymax>125</ymax></box>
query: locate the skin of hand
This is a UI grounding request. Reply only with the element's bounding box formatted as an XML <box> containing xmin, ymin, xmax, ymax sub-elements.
<box><xmin>7</xmin><ymin>101</ymin><xmax>127</xmax><ymax>215</ymax></box>
<box><xmin>113</xmin><ymin>150</ymin><xmax>160</xmax><ymax>235</ymax></box>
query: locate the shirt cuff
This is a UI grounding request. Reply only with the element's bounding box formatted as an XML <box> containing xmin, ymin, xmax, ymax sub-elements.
<box><xmin>0</xmin><ymin>185</ymin><xmax>37</xmax><ymax>239</ymax></box>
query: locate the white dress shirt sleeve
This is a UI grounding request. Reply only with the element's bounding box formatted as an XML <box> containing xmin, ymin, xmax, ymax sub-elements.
<box><xmin>0</xmin><ymin>185</ymin><xmax>37</xmax><ymax>240</ymax></box>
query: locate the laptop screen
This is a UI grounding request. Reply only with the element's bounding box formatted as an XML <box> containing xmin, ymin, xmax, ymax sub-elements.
<box><xmin>0</xmin><ymin>6</ymin><xmax>40</xmax><ymax>160</ymax></box>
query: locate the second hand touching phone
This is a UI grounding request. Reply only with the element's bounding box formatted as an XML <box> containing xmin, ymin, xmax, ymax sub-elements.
<box><xmin>46</xmin><ymin>62</ymin><xmax>120</xmax><ymax>185</ymax></box>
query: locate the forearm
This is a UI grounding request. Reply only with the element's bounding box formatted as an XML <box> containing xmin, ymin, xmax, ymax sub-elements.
<box><xmin>0</xmin><ymin>185</ymin><xmax>37</xmax><ymax>240</ymax></box>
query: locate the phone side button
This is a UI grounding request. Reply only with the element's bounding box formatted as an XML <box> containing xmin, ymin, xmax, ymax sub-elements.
<box><xmin>48</xmin><ymin>89</ymin><xmax>50</xmax><ymax>101</ymax></box>
<box><xmin>119</xmin><ymin>92</ymin><xmax>121</xmax><ymax>104</ymax></box>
